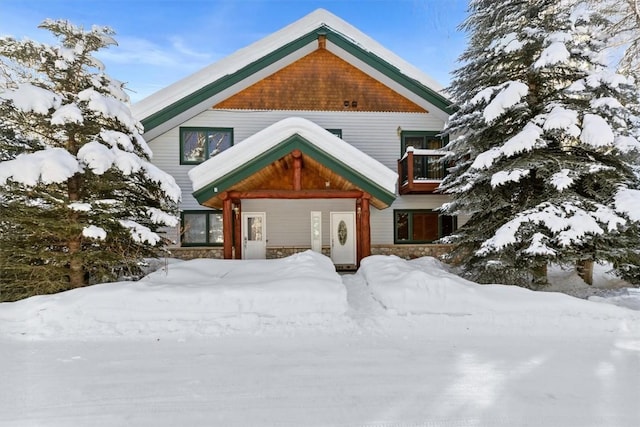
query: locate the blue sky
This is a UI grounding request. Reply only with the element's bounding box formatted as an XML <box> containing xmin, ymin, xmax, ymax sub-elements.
<box><xmin>1</xmin><ymin>0</ymin><xmax>469</xmax><ymax>102</ymax></box>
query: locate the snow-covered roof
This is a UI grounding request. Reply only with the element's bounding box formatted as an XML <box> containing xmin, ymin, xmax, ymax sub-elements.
<box><xmin>133</xmin><ymin>9</ymin><xmax>451</xmax><ymax>138</ymax></box>
<box><xmin>188</xmin><ymin>117</ymin><xmax>398</xmax><ymax>207</ymax></box>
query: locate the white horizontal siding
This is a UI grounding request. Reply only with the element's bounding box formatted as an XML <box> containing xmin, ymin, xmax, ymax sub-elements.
<box><xmin>245</xmin><ymin>196</ymin><xmax>455</xmax><ymax>246</ymax></box>
<box><xmin>167</xmin><ymin>195</ymin><xmax>455</xmax><ymax>248</ymax></box>
<box><xmin>147</xmin><ymin>127</ymin><xmax>200</xmax><ymax>209</ymax></box>
<box><xmin>242</xmin><ymin>199</ymin><xmax>353</xmax><ymax>247</ymax></box>
<box><xmin>147</xmin><ymin>109</ymin><xmax>445</xmax><ymax>209</ymax></box>
<box><xmin>146</xmin><ymin>109</ymin><xmax>450</xmax><ymax>246</ymax></box>
<box><xmin>177</xmin><ymin>109</ymin><xmax>444</xmax><ymax>170</ymax></box>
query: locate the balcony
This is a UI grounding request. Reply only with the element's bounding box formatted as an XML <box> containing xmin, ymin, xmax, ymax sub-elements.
<box><xmin>397</xmin><ymin>147</ymin><xmax>447</xmax><ymax>194</ymax></box>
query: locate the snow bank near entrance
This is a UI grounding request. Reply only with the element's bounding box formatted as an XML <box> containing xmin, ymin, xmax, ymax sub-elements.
<box><xmin>359</xmin><ymin>255</ymin><xmax>634</xmax><ymax>318</ymax></box>
<box><xmin>359</xmin><ymin>255</ymin><xmax>480</xmax><ymax>314</ymax></box>
<box><xmin>2</xmin><ymin>251</ymin><xmax>636</xmax><ymax>340</ymax></box>
<box><xmin>0</xmin><ymin>251</ymin><xmax>348</xmax><ymax>338</ymax></box>
<box><xmin>139</xmin><ymin>250</ymin><xmax>346</xmax><ymax>316</ymax></box>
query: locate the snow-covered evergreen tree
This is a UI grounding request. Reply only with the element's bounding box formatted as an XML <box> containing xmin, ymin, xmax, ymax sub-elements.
<box><xmin>441</xmin><ymin>0</ymin><xmax>640</xmax><ymax>287</ymax></box>
<box><xmin>593</xmin><ymin>0</ymin><xmax>640</xmax><ymax>80</ymax></box>
<box><xmin>0</xmin><ymin>20</ymin><xmax>180</xmax><ymax>301</ymax></box>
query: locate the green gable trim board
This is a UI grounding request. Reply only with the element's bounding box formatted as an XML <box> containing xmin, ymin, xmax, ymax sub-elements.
<box><xmin>192</xmin><ymin>134</ymin><xmax>396</xmax><ymax>207</ymax></box>
<box><xmin>140</xmin><ymin>32</ymin><xmax>318</xmax><ymax>132</ymax></box>
<box><xmin>136</xmin><ymin>9</ymin><xmax>453</xmax><ymax>133</ymax></box>
<box><xmin>324</xmin><ymin>30</ymin><xmax>452</xmax><ymax>114</ymax></box>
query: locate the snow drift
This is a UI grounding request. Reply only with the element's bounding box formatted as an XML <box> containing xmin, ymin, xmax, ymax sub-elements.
<box><xmin>358</xmin><ymin>255</ymin><xmax>636</xmax><ymax>320</ymax></box>
<box><xmin>1</xmin><ymin>251</ymin><xmax>637</xmax><ymax>340</ymax></box>
<box><xmin>0</xmin><ymin>251</ymin><xmax>348</xmax><ymax>338</ymax></box>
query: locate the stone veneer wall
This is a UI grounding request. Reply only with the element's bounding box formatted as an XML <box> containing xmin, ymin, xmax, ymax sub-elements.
<box><xmin>267</xmin><ymin>247</ymin><xmax>332</xmax><ymax>259</ymax></box>
<box><xmin>370</xmin><ymin>244</ymin><xmax>452</xmax><ymax>259</ymax></box>
<box><xmin>168</xmin><ymin>247</ymin><xmax>225</xmax><ymax>260</ymax></box>
<box><xmin>168</xmin><ymin>245</ymin><xmax>452</xmax><ymax>261</ymax></box>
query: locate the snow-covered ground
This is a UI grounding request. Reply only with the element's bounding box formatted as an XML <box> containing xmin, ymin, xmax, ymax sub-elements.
<box><xmin>1</xmin><ymin>251</ymin><xmax>639</xmax><ymax>426</ymax></box>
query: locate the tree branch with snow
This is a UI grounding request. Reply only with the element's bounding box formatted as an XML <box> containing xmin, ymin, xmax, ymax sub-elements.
<box><xmin>0</xmin><ymin>20</ymin><xmax>180</xmax><ymax>301</ymax></box>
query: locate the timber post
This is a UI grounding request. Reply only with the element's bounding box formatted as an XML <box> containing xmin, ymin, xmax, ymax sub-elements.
<box><xmin>361</xmin><ymin>194</ymin><xmax>371</xmax><ymax>259</ymax></box>
<box><xmin>292</xmin><ymin>149</ymin><xmax>302</xmax><ymax>191</ymax></box>
<box><xmin>356</xmin><ymin>198</ymin><xmax>362</xmax><ymax>265</ymax></box>
<box><xmin>221</xmin><ymin>192</ymin><xmax>233</xmax><ymax>259</ymax></box>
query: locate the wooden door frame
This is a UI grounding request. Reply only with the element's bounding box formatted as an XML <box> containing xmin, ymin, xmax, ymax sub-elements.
<box><xmin>220</xmin><ymin>190</ymin><xmax>371</xmax><ymax>265</ymax></box>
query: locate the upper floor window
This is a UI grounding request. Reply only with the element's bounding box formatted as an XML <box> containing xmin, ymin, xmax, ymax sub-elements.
<box><xmin>326</xmin><ymin>129</ymin><xmax>342</xmax><ymax>138</ymax></box>
<box><xmin>401</xmin><ymin>131</ymin><xmax>448</xmax><ymax>181</ymax></box>
<box><xmin>400</xmin><ymin>131</ymin><xmax>446</xmax><ymax>154</ymax></box>
<box><xmin>180</xmin><ymin>127</ymin><xmax>233</xmax><ymax>165</ymax></box>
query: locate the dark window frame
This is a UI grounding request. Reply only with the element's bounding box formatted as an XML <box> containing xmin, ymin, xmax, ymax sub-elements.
<box><xmin>180</xmin><ymin>210</ymin><xmax>224</xmax><ymax>247</ymax></box>
<box><xmin>326</xmin><ymin>128</ymin><xmax>342</xmax><ymax>138</ymax></box>
<box><xmin>393</xmin><ymin>209</ymin><xmax>457</xmax><ymax>244</ymax></box>
<box><xmin>400</xmin><ymin>130</ymin><xmax>447</xmax><ymax>155</ymax></box>
<box><xmin>400</xmin><ymin>131</ymin><xmax>449</xmax><ymax>181</ymax></box>
<box><xmin>179</xmin><ymin>127</ymin><xmax>234</xmax><ymax>165</ymax></box>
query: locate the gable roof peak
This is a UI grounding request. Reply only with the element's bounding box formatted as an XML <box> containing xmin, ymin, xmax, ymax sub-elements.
<box><xmin>188</xmin><ymin>116</ymin><xmax>398</xmax><ymax>208</ymax></box>
<box><xmin>133</xmin><ymin>9</ymin><xmax>450</xmax><ymax>135</ymax></box>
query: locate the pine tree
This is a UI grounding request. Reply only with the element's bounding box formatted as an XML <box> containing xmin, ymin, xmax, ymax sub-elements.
<box><xmin>440</xmin><ymin>0</ymin><xmax>640</xmax><ymax>287</ymax></box>
<box><xmin>0</xmin><ymin>20</ymin><xmax>180</xmax><ymax>301</ymax></box>
<box><xmin>593</xmin><ymin>0</ymin><xmax>640</xmax><ymax>80</ymax></box>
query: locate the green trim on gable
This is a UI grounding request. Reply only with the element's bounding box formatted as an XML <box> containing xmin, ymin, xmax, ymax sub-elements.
<box><xmin>192</xmin><ymin>134</ymin><xmax>396</xmax><ymax>207</ymax></box>
<box><xmin>324</xmin><ymin>31</ymin><xmax>453</xmax><ymax>115</ymax></box>
<box><xmin>141</xmin><ymin>31</ymin><xmax>319</xmax><ymax>132</ymax></box>
<box><xmin>141</xmin><ymin>25</ymin><xmax>453</xmax><ymax>132</ymax></box>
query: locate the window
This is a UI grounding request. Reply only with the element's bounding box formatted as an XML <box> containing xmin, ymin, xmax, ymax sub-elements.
<box><xmin>180</xmin><ymin>127</ymin><xmax>233</xmax><ymax>164</ymax></box>
<box><xmin>401</xmin><ymin>131</ymin><xmax>448</xmax><ymax>180</ymax></box>
<box><xmin>326</xmin><ymin>129</ymin><xmax>342</xmax><ymax>138</ymax></box>
<box><xmin>394</xmin><ymin>209</ymin><xmax>456</xmax><ymax>244</ymax></box>
<box><xmin>181</xmin><ymin>210</ymin><xmax>224</xmax><ymax>246</ymax></box>
<box><xmin>401</xmin><ymin>131</ymin><xmax>444</xmax><ymax>153</ymax></box>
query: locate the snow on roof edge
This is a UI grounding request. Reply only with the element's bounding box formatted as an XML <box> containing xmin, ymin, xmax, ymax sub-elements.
<box><xmin>132</xmin><ymin>8</ymin><xmax>447</xmax><ymax>122</ymax></box>
<box><xmin>188</xmin><ymin>117</ymin><xmax>398</xmax><ymax>196</ymax></box>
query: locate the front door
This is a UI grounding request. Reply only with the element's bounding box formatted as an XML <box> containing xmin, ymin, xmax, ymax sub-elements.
<box><xmin>330</xmin><ymin>212</ymin><xmax>356</xmax><ymax>266</ymax></box>
<box><xmin>242</xmin><ymin>212</ymin><xmax>266</xmax><ymax>259</ymax></box>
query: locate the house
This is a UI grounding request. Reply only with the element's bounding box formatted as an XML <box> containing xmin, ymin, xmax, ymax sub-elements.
<box><xmin>133</xmin><ymin>8</ymin><xmax>457</xmax><ymax>268</ymax></box>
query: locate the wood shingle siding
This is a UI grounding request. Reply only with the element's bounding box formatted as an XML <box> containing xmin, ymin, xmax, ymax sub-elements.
<box><xmin>213</xmin><ymin>49</ymin><xmax>427</xmax><ymax>113</ymax></box>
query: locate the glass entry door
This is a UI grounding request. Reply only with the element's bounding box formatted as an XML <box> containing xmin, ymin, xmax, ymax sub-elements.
<box><xmin>242</xmin><ymin>212</ymin><xmax>266</xmax><ymax>259</ymax></box>
<box><xmin>330</xmin><ymin>212</ymin><xmax>356</xmax><ymax>266</ymax></box>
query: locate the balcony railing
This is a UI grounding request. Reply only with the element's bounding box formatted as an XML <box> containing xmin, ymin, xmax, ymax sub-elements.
<box><xmin>398</xmin><ymin>147</ymin><xmax>448</xmax><ymax>194</ymax></box>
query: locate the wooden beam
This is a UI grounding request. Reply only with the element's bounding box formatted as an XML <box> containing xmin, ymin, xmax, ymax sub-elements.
<box><xmin>361</xmin><ymin>195</ymin><xmax>371</xmax><ymax>260</ymax></box>
<box><xmin>227</xmin><ymin>189</ymin><xmax>363</xmax><ymax>199</ymax></box>
<box><xmin>356</xmin><ymin>199</ymin><xmax>362</xmax><ymax>265</ymax></box>
<box><xmin>222</xmin><ymin>197</ymin><xmax>233</xmax><ymax>259</ymax></box>
<box><xmin>318</xmin><ymin>33</ymin><xmax>327</xmax><ymax>49</ymax></box>
<box><xmin>292</xmin><ymin>149</ymin><xmax>302</xmax><ymax>191</ymax></box>
<box><xmin>406</xmin><ymin>151</ymin><xmax>414</xmax><ymax>192</ymax></box>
